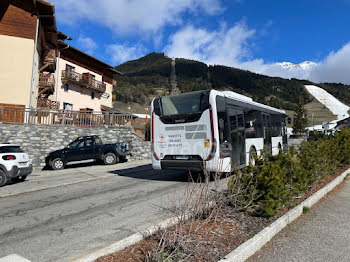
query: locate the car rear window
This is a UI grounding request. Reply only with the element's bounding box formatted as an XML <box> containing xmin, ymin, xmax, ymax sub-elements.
<box><xmin>0</xmin><ymin>146</ymin><xmax>23</xmax><ymax>153</ymax></box>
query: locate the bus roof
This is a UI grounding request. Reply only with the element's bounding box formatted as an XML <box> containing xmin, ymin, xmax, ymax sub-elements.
<box><xmin>217</xmin><ymin>90</ymin><xmax>286</xmax><ymax>115</ymax></box>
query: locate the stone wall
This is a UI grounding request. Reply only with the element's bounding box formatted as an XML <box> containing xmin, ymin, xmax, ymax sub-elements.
<box><xmin>0</xmin><ymin>123</ymin><xmax>151</xmax><ymax>168</ymax></box>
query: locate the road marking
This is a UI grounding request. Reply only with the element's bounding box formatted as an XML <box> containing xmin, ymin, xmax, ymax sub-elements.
<box><xmin>0</xmin><ymin>166</ymin><xmax>153</xmax><ymax>198</ymax></box>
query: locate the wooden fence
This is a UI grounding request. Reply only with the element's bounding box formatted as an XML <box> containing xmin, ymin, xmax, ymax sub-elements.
<box><xmin>0</xmin><ymin>107</ymin><xmax>134</xmax><ymax>127</ymax></box>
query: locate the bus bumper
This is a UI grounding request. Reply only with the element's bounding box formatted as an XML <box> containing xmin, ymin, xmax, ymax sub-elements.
<box><xmin>160</xmin><ymin>160</ymin><xmax>203</xmax><ymax>171</ymax></box>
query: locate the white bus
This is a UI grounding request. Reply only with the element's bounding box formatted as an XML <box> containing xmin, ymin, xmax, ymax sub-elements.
<box><xmin>151</xmin><ymin>89</ymin><xmax>287</xmax><ymax>173</ymax></box>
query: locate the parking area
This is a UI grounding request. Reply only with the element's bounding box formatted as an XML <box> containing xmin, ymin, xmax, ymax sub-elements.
<box><xmin>0</xmin><ymin>159</ymin><xmax>193</xmax><ymax>262</ymax></box>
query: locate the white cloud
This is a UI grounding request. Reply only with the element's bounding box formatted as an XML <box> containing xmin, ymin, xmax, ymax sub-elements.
<box><xmin>77</xmin><ymin>35</ymin><xmax>98</xmax><ymax>54</ymax></box>
<box><xmin>308</xmin><ymin>43</ymin><xmax>350</xmax><ymax>84</ymax></box>
<box><xmin>51</xmin><ymin>0</ymin><xmax>222</xmax><ymax>35</ymax></box>
<box><xmin>164</xmin><ymin>24</ymin><xmax>350</xmax><ymax>84</ymax></box>
<box><xmin>164</xmin><ymin>23</ymin><xmax>256</xmax><ymax>67</ymax></box>
<box><xmin>107</xmin><ymin>43</ymin><xmax>146</xmax><ymax>65</ymax></box>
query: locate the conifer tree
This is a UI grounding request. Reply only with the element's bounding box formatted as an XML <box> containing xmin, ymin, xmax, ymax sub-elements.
<box><xmin>292</xmin><ymin>96</ymin><xmax>308</xmax><ymax>135</ymax></box>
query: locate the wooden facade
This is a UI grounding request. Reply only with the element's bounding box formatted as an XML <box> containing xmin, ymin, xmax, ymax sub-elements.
<box><xmin>0</xmin><ymin>103</ymin><xmax>25</xmax><ymax>123</ymax></box>
<box><xmin>0</xmin><ymin>4</ymin><xmax>37</xmax><ymax>39</ymax></box>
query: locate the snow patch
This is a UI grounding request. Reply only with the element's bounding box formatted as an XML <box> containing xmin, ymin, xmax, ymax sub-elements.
<box><xmin>276</xmin><ymin>61</ymin><xmax>317</xmax><ymax>70</ymax></box>
<box><xmin>305</xmin><ymin>85</ymin><xmax>349</xmax><ymax>121</ymax></box>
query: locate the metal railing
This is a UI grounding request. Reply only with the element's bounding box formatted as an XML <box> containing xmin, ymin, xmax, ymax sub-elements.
<box><xmin>0</xmin><ymin>107</ymin><xmax>134</xmax><ymax>127</ymax></box>
<box><xmin>62</xmin><ymin>70</ymin><xmax>106</xmax><ymax>93</ymax></box>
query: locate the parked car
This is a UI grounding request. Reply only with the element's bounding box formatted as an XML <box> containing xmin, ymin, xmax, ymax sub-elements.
<box><xmin>0</xmin><ymin>144</ymin><xmax>33</xmax><ymax>187</ymax></box>
<box><xmin>45</xmin><ymin>135</ymin><xmax>132</xmax><ymax>170</ymax></box>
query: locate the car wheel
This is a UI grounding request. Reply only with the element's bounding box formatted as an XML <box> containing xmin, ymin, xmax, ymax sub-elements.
<box><xmin>0</xmin><ymin>170</ymin><xmax>8</xmax><ymax>187</ymax></box>
<box><xmin>249</xmin><ymin>147</ymin><xmax>257</xmax><ymax>166</ymax></box>
<box><xmin>104</xmin><ymin>153</ymin><xmax>117</xmax><ymax>165</ymax></box>
<box><xmin>52</xmin><ymin>158</ymin><xmax>65</xmax><ymax>170</ymax></box>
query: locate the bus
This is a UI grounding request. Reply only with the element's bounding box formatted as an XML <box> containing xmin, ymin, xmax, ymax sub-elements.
<box><xmin>151</xmin><ymin>89</ymin><xmax>287</xmax><ymax>173</ymax></box>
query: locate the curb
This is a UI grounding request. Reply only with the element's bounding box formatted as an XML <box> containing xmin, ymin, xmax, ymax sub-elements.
<box><xmin>219</xmin><ymin>167</ymin><xmax>350</xmax><ymax>262</ymax></box>
<box><xmin>72</xmin><ymin>214</ymin><xmax>190</xmax><ymax>262</ymax></box>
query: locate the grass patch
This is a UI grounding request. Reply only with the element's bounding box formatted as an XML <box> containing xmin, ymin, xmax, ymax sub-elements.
<box><xmin>302</xmin><ymin>206</ymin><xmax>310</xmax><ymax>214</ymax></box>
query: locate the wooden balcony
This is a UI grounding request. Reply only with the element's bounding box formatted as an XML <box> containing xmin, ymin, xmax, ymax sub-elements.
<box><xmin>61</xmin><ymin>70</ymin><xmax>106</xmax><ymax>93</ymax></box>
<box><xmin>38</xmin><ymin>73</ymin><xmax>55</xmax><ymax>97</ymax></box>
<box><xmin>40</xmin><ymin>49</ymin><xmax>56</xmax><ymax>72</ymax></box>
<box><xmin>37</xmin><ymin>98</ymin><xmax>60</xmax><ymax>110</ymax></box>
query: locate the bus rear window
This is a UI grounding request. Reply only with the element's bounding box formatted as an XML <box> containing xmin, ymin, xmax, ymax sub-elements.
<box><xmin>160</xmin><ymin>91</ymin><xmax>209</xmax><ymax>116</ymax></box>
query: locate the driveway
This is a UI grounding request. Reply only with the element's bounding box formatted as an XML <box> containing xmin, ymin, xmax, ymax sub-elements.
<box><xmin>248</xmin><ymin>178</ymin><xmax>350</xmax><ymax>262</ymax></box>
<box><xmin>0</xmin><ymin>160</ymin><xmax>193</xmax><ymax>262</ymax></box>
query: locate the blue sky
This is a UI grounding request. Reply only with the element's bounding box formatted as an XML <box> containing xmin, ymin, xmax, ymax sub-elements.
<box><xmin>51</xmin><ymin>0</ymin><xmax>350</xmax><ymax>83</ymax></box>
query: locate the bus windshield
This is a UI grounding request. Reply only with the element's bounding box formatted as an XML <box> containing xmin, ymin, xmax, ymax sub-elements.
<box><xmin>160</xmin><ymin>91</ymin><xmax>209</xmax><ymax>116</ymax></box>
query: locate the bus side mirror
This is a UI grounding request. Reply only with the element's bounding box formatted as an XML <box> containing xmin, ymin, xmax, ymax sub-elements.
<box><xmin>154</xmin><ymin>98</ymin><xmax>161</xmax><ymax>116</ymax></box>
<box><xmin>287</xmin><ymin>117</ymin><xmax>292</xmax><ymax>124</ymax></box>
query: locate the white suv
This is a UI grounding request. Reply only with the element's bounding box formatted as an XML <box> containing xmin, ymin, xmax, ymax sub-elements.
<box><xmin>0</xmin><ymin>144</ymin><xmax>33</xmax><ymax>187</ymax></box>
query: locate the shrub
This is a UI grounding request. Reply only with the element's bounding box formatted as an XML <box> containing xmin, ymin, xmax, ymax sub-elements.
<box><xmin>227</xmin><ymin>129</ymin><xmax>350</xmax><ymax>217</ymax></box>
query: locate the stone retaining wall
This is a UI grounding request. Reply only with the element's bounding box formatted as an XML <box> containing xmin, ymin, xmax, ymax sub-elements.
<box><xmin>0</xmin><ymin>123</ymin><xmax>151</xmax><ymax>167</ymax></box>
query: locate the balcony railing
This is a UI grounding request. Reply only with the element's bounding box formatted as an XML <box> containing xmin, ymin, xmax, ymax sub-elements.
<box><xmin>41</xmin><ymin>49</ymin><xmax>56</xmax><ymax>72</ymax></box>
<box><xmin>37</xmin><ymin>98</ymin><xmax>59</xmax><ymax>110</ymax></box>
<box><xmin>39</xmin><ymin>73</ymin><xmax>55</xmax><ymax>88</ymax></box>
<box><xmin>38</xmin><ymin>73</ymin><xmax>55</xmax><ymax>96</ymax></box>
<box><xmin>62</xmin><ymin>70</ymin><xmax>106</xmax><ymax>93</ymax></box>
<box><xmin>44</xmin><ymin>49</ymin><xmax>56</xmax><ymax>65</ymax></box>
<box><xmin>0</xmin><ymin>107</ymin><xmax>134</xmax><ymax>127</ymax></box>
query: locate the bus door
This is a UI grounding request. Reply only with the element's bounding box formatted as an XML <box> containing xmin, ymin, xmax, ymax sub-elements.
<box><xmin>228</xmin><ymin>107</ymin><xmax>246</xmax><ymax>169</ymax></box>
<box><xmin>262</xmin><ymin>113</ymin><xmax>272</xmax><ymax>153</ymax></box>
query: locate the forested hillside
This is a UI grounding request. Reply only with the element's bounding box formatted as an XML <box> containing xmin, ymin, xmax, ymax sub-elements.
<box><xmin>114</xmin><ymin>52</ymin><xmax>350</xmax><ymax>112</ymax></box>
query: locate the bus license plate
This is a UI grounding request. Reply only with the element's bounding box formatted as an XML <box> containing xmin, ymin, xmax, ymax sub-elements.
<box><xmin>175</xmin><ymin>156</ymin><xmax>189</xmax><ymax>160</ymax></box>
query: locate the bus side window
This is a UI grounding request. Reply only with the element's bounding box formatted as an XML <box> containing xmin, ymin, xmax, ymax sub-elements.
<box><xmin>271</xmin><ymin>115</ymin><xmax>282</xmax><ymax>137</ymax></box>
<box><xmin>244</xmin><ymin>110</ymin><xmax>257</xmax><ymax>138</ymax></box>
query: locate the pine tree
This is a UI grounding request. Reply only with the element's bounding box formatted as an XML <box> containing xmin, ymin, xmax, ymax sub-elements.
<box><xmin>292</xmin><ymin>96</ymin><xmax>308</xmax><ymax>135</ymax></box>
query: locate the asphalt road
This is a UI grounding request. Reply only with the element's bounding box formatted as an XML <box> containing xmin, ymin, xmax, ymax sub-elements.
<box><xmin>0</xmin><ymin>160</ymin><xmax>196</xmax><ymax>262</ymax></box>
<box><xmin>249</xmin><ymin>178</ymin><xmax>350</xmax><ymax>262</ymax></box>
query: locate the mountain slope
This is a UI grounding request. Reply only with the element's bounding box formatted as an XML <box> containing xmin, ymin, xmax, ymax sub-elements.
<box><xmin>305</xmin><ymin>85</ymin><xmax>349</xmax><ymax>120</ymax></box>
<box><xmin>113</xmin><ymin>53</ymin><xmax>350</xmax><ymax>120</ymax></box>
<box><xmin>114</xmin><ymin>53</ymin><xmax>311</xmax><ymax>109</ymax></box>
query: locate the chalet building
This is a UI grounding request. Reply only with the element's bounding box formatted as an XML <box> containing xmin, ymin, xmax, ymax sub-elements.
<box><xmin>0</xmin><ymin>0</ymin><xmax>59</xmax><ymax>110</ymax></box>
<box><xmin>0</xmin><ymin>0</ymin><xmax>120</xmax><ymax>115</ymax></box>
<box><xmin>48</xmin><ymin>45</ymin><xmax>119</xmax><ymax>112</ymax></box>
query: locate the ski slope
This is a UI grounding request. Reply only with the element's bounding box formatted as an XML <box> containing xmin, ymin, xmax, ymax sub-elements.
<box><xmin>305</xmin><ymin>85</ymin><xmax>349</xmax><ymax>120</ymax></box>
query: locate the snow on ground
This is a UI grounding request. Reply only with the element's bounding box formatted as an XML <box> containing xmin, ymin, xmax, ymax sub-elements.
<box><xmin>305</xmin><ymin>85</ymin><xmax>350</xmax><ymax>121</ymax></box>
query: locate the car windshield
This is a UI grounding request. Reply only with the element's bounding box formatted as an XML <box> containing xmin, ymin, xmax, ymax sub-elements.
<box><xmin>160</xmin><ymin>91</ymin><xmax>209</xmax><ymax>116</ymax></box>
<box><xmin>0</xmin><ymin>146</ymin><xmax>23</xmax><ymax>153</ymax></box>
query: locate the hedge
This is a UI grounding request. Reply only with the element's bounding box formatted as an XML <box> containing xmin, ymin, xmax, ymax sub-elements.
<box><xmin>228</xmin><ymin>129</ymin><xmax>350</xmax><ymax>217</ymax></box>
